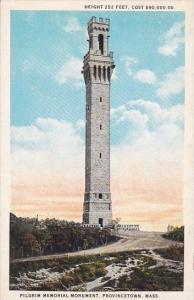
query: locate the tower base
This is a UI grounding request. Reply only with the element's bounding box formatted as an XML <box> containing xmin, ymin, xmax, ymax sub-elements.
<box><xmin>83</xmin><ymin>208</ymin><xmax>112</xmax><ymax>227</ymax></box>
<box><xmin>83</xmin><ymin>192</ymin><xmax>112</xmax><ymax>227</ymax></box>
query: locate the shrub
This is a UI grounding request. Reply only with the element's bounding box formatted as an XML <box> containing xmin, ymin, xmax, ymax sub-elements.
<box><xmin>155</xmin><ymin>245</ymin><xmax>184</xmax><ymax>262</ymax></box>
<box><xmin>163</xmin><ymin>226</ymin><xmax>184</xmax><ymax>243</ymax></box>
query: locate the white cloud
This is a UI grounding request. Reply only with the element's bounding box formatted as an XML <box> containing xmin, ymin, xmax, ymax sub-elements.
<box><xmin>126</xmin><ymin>99</ymin><xmax>184</xmax><ymax>127</ymax></box>
<box><xmin>111</xmin><ymin>99</ymin><xmax>184</xmax><ymax>217</ymax></box>
<box><xmin>12</xmin><ymin>107</ymin><xmax>184</xmax><ymax>182</ymax></box>
<box><xmin>167</xmin><ymin>104</ymin><xmax>184</xmax><ymax>125</ymax></box>
<box><xmin>156</xmin><ymin>66</ymin><xmax>184</xmax><ymax>99</ymax></box>
<box><xmin>121</xmin><ymin>57</ymin><xmax>157</xmax><ymax>86</ymax></box>
<box><xmin>158</xmin><ymin>21</ymin><xmax>184</xmax><ymax>56</ymax></box>
<box><xmin>76</xmin><ymin>119</ymin><xmax>85</xmax><ymax>129</ymax></box>
<box><xmin>127</xmin><ymin>99</ymin><xmax>162</xmax><ymax>120</ymax></box>
<box><xmin>121</xmin><ymin>56</ymin><xmax>138</xmax><ymax>76</ymax></box>
<box><xmin>111</xmin><ymin>98</ymin><xmax>184</xmax><ymax>134</ymax></box>
<box><xmin>63</xmin><ymin>17</ymin><xmax>82</xmax><ymax>33</ymax></box>
<box><xmin>134</xmin><ymin>69</ymin><xmax>157</xmax><ymax>85</ymax></box>
<box><xmin>111</xmin><ymin>68</ymin><xmax>118</xmax><ymax>80</ymax></box>
<box><xmin>12</xmin><ymin>118</ymin><xmax>84</xmax><ymax>152</ymax></box>
<box><xmin>111</xmin><ymin>104</ymin><xmax>126</xmax><ymax>117</ymax></box>
<box><xmin>111</xmin><ymin>98</ymin><xmax>184</xmax><ymax>229</ymax></box>
<box><xmin>116</xmin><ymin>109</ymin><xmax>149</xmax><ymax>130</ymax></box>
<box><xmin>11</xmin><ymin>118</ymin><xmax>84</xmax><ymax>186</ymax></box>
<box><xmin>55</xmin><ymin>56</ymin><xmax>83</xmax><ymax>88</ymax></box>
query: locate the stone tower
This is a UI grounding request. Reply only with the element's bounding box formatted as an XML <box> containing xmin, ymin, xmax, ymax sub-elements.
<box><xmin>82</xmin><ymin>17</ymin><xmax>115</xmax><ymax>227</ymax></box>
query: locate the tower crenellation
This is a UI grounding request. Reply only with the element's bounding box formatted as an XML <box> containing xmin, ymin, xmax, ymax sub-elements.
<box><xmin>82</xmin><ymin>16</ymin><xmax>115</xmax><ymax>227</ymax></box>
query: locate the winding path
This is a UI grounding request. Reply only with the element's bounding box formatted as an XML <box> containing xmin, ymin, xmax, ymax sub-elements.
<box><xmin>11</xmin><ymin>231</ymin><xmax>180</xmax><ymax>264</ymax></box>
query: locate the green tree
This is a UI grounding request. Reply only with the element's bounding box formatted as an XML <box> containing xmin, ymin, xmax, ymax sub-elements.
<box><xmin>22</xmin><ymin>232</ymin><xmax>39</xmax><ymax>256</ymax></box>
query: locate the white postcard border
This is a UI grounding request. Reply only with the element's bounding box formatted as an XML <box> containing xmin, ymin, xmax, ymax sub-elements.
<box><xmin>0</xmin><ymin>1</ymin><xmax>193</xmax><ymax>299</ymax></box>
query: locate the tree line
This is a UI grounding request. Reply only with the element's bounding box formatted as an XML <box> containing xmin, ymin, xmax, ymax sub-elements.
<box><xmin>10</xmin><ymin>213</ymin><xmax>118</xmax><ymax>259</ymax></box>
<box><xmin>162</xmin><ymin>226</ymin><xmax>184</xmax><ymax>243</ymax></box>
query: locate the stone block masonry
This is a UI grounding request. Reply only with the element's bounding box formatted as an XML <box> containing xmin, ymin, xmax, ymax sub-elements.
<box><xmin>82</xmin><ymin>17</ymin><xmax>115</xmax><ymax>227</ymax></box>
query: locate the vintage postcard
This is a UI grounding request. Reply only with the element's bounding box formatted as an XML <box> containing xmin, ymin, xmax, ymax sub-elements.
<box><xmin>0</xmin><ymin>1</ymin><xmax>193</xmax><ymax>300</ymax></box>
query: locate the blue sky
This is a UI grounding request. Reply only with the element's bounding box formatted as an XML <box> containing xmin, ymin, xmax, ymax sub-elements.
<box><xmin>11</xmin><ymin>11</ymin><xmax>185</xmax><ymax>228</ymax></box>
<box><xmin>11</xmin><ymin>11</ymin><xmax>184</xmax><ymax>144</ymax></box>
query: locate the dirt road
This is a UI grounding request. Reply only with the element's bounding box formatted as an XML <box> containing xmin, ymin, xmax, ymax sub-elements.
<box><xmin>11</xmin><ymin>231</ymin><xmax>179</xmax><ymax>264</ymax></box>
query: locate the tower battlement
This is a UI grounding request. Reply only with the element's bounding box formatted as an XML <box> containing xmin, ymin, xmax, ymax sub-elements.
<box><xmin>88</xmin><ymin>16</ymin><xmax>110</xmax><ymax>26</ymax></box>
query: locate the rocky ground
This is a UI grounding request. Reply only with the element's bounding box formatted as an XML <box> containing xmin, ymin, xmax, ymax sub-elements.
<box><xmin>10</xmin><ymin>245</ymin><xmax>184</xmax><ymax>291</ymax></box>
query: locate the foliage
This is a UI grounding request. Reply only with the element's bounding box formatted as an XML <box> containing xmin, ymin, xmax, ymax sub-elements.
<box><xmin>162</xmin><ymin>226</ymin><xmax>184</xmax><ymax>243</ymax></box>
<box><xmin>10</xmin><ymin>213</ymin><xmax>118</xmax><ymax>259</ymax></box>
<box><xmin>155</xmin><ymin>245</ymin><xmax>184</xmax><ymax>262</ymax></box>
<box><xmin>118</xmin><ymin>266</ymin><xmax>183</xmax><ymax>291</ymax></box>
<box><xmin>10</xmin><ymin>254</ymin><xmax>99</xmax><ymax>276</ymax></box>
<box><xmin>112</xmin><ymin>217</ymin><xmax>121</xmax><ymax>226</ymax></box>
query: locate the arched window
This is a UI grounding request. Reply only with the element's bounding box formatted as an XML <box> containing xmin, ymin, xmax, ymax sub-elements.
<box><xmin>93</xmin><ymin>65</ymin><xmax>96</xmax><ymax>79</ymax></box>
<box><xmin>103</xmin><ymin>66</ymin><xmax>106</xmax><ymax>81</ymax></box>
<box><xmin>98</xmin><ymin>66</ymin><xmax>101</xmax><ymax>80</ymax></box>
<box><xmin>107</xmin><ymin>67</ymin><xmax>110</xmax><ymax>81</ymax></box>
<box><xmin>98</xmin><ymin>34</ymin><xmax>104</xmax><ymax>54</ymax></box>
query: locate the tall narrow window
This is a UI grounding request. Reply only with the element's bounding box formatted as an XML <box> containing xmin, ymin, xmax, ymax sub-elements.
<box><xmin>99</xmin><ymin>193</ymin><xmax>102</xmax><ymax>199</ymax></box>
<box><xmin>98</xmin><ymin>66</ymin><xmax>101</xmax><ymax>80</ymax></box>
<box><xmin>93</xmin><ymin>65</ymin><xmax>96</xmax><ymax>79</ymax></box>
<box><xmin>87</xmin><ymin>105</ymin><xmax>90</xmax><ymax>111</ymax></box>
<box><xmin>100</xmin><ymin>124</ymin><xmax>102</xmax><ymax>130</ymax></box>
<box><xmin>99</xmin><ymin>153</ymin><xmax>102</xmax><ymax>158</ymax></box>
<box><xmin>103</xmin><ymin>66</ymin><xmax>106</xmax><ymax>81</ymax></box>
<box><xmin>100</xmin><ymin>97</ymin><xmax>102</xmax><ymax>102</ymax></box>
<box><xmin>98</xmin><ymin>34</ymin><xmax>104</xmax><ymax>54</ymax></box>
<box><xmin>107</xmin><ymin>67</ymin><xmax>110</xmax><ymax>81</ymax></box>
